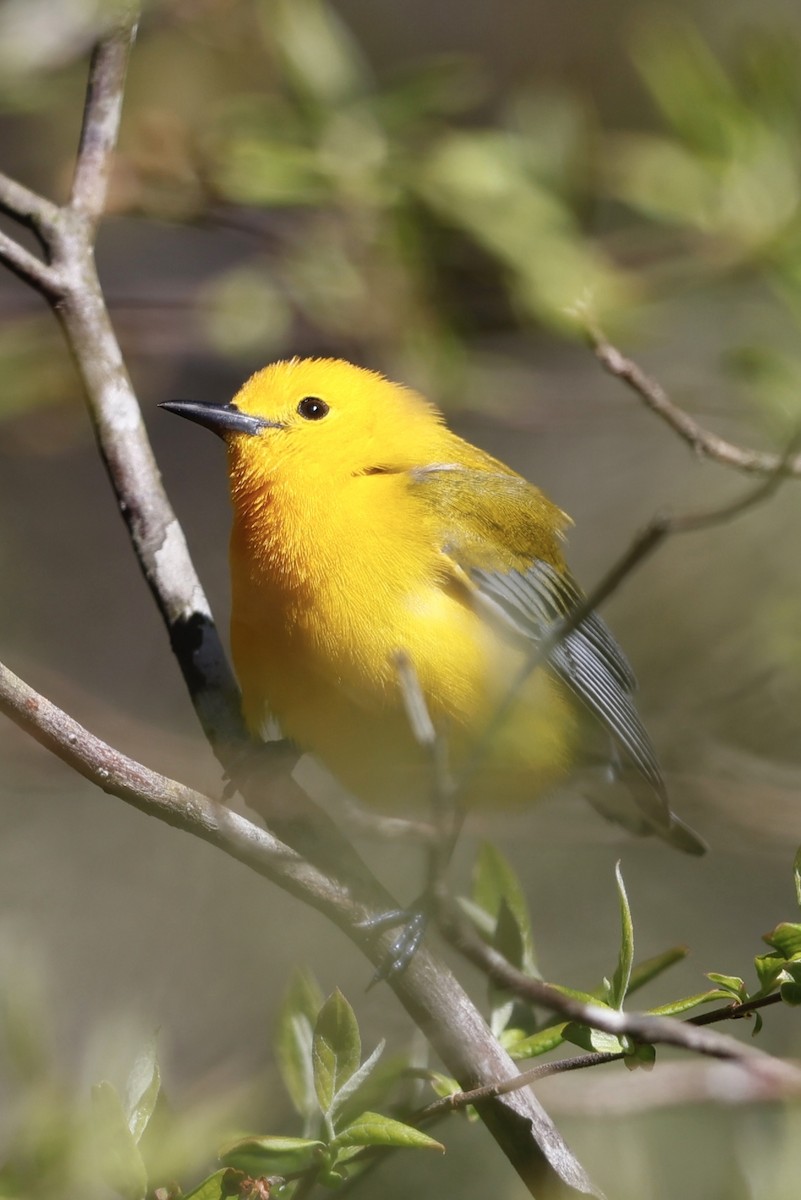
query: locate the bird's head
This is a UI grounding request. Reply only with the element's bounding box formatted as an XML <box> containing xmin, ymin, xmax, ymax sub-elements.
<box><xmin>161</xmin><ymin>358</ymin><xmax>445</xmax><ymax>485</ymax></box>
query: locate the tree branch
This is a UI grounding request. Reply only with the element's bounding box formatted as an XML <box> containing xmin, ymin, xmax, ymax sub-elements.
<box><xmin>439</xmin><ymin>909</ymin><xmax>801</xmax><ymax>1090</ymax></box>
<box><xmin>0</xmin><ymin>228</ymin><xmax>59</xmax><ymax>296</ymax></box>
<box><xmin>0</xmin><ymin>656</ymin><xmax>602</xmax><ymax>1197</ymax></box>
<box><xmin>70</xmin><ymin>8</ymin><xmax>137</xmax><ymax>228</ymax></box>
<box><xmin>417</xmin><ymin>995</ymin><xmax>791</xmax><ymax>1118</ymax></box>
<box><xmin>0</xmin><ymin>169</ymin><xmax>60</xmax><ymax>235</ymax></box>
<box><xmin>585</xmin><ymin>317</ymin><xmax>801</xmax><ymax>478</ymax></box>
<box><xmin>0</xmin><ymin>8</ymin><xmax>243</xmax><ymax>753</ymax></box>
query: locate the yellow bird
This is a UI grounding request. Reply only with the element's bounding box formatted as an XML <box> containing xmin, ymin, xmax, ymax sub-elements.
<box><xmin>163</xmin><ymin>358</ymin><xmax>704</xmax><ymax>855</ymax></box>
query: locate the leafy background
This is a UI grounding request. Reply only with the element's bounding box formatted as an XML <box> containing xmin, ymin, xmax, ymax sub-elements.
<box><xmin>1</xmin><ymin>0</ymin><xmax>801</xmax><ymax>1196</ymax></box>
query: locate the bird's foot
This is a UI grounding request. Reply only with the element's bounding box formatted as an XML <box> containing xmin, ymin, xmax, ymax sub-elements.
<box><xmin>358</xmin><ymin>900</ymin><xmax>432</xmax><ymax>987</ymax></box>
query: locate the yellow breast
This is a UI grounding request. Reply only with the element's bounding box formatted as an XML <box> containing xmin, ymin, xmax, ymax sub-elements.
<box><xmin>229</xmin><ymin>469</ymin><xmax>576</xmax><ymax>808</ymax></box>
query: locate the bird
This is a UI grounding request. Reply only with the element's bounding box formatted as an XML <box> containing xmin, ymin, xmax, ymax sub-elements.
<box><xmin>161</xmin><ymin>358</ymin><xmax>705</xmax><ymax>858</ymax></box>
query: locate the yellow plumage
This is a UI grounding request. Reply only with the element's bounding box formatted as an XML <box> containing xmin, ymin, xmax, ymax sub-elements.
<box><xmin>163</xmin><ymin>357</ymin><xmax>704</xmax><ymax>851</ymax></box>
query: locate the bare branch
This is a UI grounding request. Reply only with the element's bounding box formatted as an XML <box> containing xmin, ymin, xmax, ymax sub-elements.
<box><xmin>419</xmin><ymin>1054</ymin><xmax>623</xmax><ymax>1121</ymax></box>
<box><xmin>0</xmin><ymin>172</ymin><xmax>62</xmax><ymax>296</ymax></box>
<box><xmin>70</xmin><ymin>9</ymin><xmax>137</xmax><ymax>227</ymax></box>
<box><xmin>0</xmin><ymin>229</ymin><xmax>61</xmax><ymax>297</ymax></box>
<box><xmin>0</xmin><ymin>169</ymin><xmax>60</xmax><ymax>233</ymax></box>
<box><xmin>585</xmin><ymin>318</ymin><xmax>801</xmax><ymax>478</ymax></box>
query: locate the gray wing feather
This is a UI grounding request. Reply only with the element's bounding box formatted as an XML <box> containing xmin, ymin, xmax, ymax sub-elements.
<box><xmin>471</xmin><ymin>561</ymin><xmax>682</xmax><ymax>835</ymax></box>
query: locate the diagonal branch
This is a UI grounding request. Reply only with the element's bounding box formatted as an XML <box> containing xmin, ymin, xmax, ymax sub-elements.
<box><xmin>0</xmin><ymin>658</ymin><xmax>602</xmax><ymax>1199</ymax></box>
<box><xmin>0</xmin><ymin>228</ymin><xmax>58</xmax><ymax>295</ymax></box>
<box><xmin>0</xmin><ymin>169</ymin><xmax>60</xmax><ymax>243</ymax></box>
<box><xmin>440</xmin><ymin>908</ymin><xmax>801</xmax><ymax>1089</ymax></box>
<box><xmin>584</xmin><ymin>317</ymin><xmax>801</xmax><ymax>478</ymax></box>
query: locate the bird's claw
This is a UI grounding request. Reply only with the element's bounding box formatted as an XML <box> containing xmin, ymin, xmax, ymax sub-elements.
<box><xmin>358</xmin><ymin>904</ymin><xmax>431</xmax><ymax>987</ymax></box>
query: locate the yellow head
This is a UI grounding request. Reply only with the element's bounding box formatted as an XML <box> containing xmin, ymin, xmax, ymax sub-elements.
<box><xmin>222</xmin><ymin>358</ymin><xmax>446</xmax><ymax>485</ymax></box>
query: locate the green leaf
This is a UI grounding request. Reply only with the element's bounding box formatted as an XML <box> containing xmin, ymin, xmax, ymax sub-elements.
<box><xmin>457</xmin><ymin>896</ymin><xmax>496</xmax><ymax>940</ymax></box>
<box><xmin>780</xmin><ymin>980</ymin><xmax>801</xmax><ymax>1006</ymax></box>
<box><xmin>268</xmin><ymin>0</ymin><xmax>371</xmax><ymax>108</ymax></box>
<box><xmin>276</xmin><ymin>969</ymin><xmax>323</xmax><ymax>1119</ymax></box>
<box><xmin>548</xmin><ymin>983</ymin><xmax>613</xmax><ymax>1007</ymax></box>
<box><xmin>754</xmin><ymin>952</ymin><xmax>786</xmax><ymax>992</ymax></box>
<box><xmin>646</xmin><ymin>989</ymin><xmax>734</xmax><ymax>1017</ymax></box>
<box><xmin>182</xmin><ymin>1168</ymin><xmax>243</xmax><ymax>1200</ymax></box>
<box><xmin>219</xmin><ymin>1134</ymin><xmax>325</xmax><ymax>1176</ymax></box>
<box><xmin>330</xmin><ymin>1112</ymin><xmax>444</xmax><ymax>1155</ymax></box>
<box><xmin>706</xmin><ymin>973</ymin><xmax>747</xmax><ymax>1000</ymax></box>
<box><xmin>423</xmin><ymin>1069</ymin><xmax>480</xmax><ymax>1120</ymax></box>
<box><xmin>778</xmin><ymin>959</ymin><xmax>801</xmax><ymax>1005</ymax></box>
<box><xmin>624</xmin><ymin>1043</ymin><xmax>656</xmax><ymax>1071</ymax></box>
<box><xmin>627</xmin><ymin>946</ymin><xmax>688</xmax><ymax>995</ymax></box>
<box><xmin>562</xmin><ymin>1023</ymin><xmax>625</xmax><ymax>1056</ymax></box>
<box><xmin>328</xmin><ymin>1050</ymin><xmax>411</xmax><ymax>1127</ymax></box>
<box><xmin>631</xmin><ymin>15</ymin><xmax>746</xmax><ymax>154</ymax></box>
<box><xmin>763</xmin><ymin>923</ymin><xmax>801</xmax><ymax>959</ymax></box>
<box><xmin>427</xmin><ymin>1071</ymin><xmax>460</xmax><ymax>1101</ymax></box>
<box><xmin>493</xmin><ymin>897</ymin><xmax>528</xmax><ymax>973</ymax></box>
<box><xmin>471</xmin><ymin>843</ymin><xmax>537</xmax><ymax>975</ymax></box>
<box><xmin>91</xmin><ymin>1081</ymin><xmax>148</xmax><ymax>1200</ymax></box>
<box><xmin>504</xmin><ymin>1024</ymin><xmax>567</xmax><ymax>1060</ymax></box>
<box><xmin>794</xmin><ymin>846</ymin><xmax>801</xmax><ymax>911</ymax></box>
<box><xmin>312</xmin><ymin>991</ymin><xmax>361</xmax><ymax>1115</ymax></box>
<box><xmin>489</xmin><ymin>992</ymin><xmax>516</xmax><ymax>1038</ymax></box>
<box><xmin>328</xmin><ymin>1039</ymin><xmax>385</xmax><ymax>1123</ymax></box>
<box><xmin>608</xmin><ymin>862</ymin><xmax>634</xmax><ymax>1010</ymax></box>
<box><xmin>124</xmin><ymin>1038</ymin><xmax>161</xmax><ymax>1145</ymax></box>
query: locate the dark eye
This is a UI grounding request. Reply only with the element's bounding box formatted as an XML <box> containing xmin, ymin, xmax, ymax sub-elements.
<box><xmin>297</xmin><ymin>396</ymin><xmax>329</xmax><ymax>420</ymax></box>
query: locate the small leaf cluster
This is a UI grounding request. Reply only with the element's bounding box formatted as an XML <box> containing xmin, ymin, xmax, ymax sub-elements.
<box><xmin>705</xmin><ymin>848</ymin><xmax>801</xmax><ymax>1034</ymax></box>
<box><xmin>458</xmin><ymin>843</ymin><xmax>801</xmax><ymax>1071</ymax></box>
<box><xmin>216</xmin><ymin>973</ymin><xmax>442</xmax><ymax>1198</ymax></box>
<box><xmin>92</xmin><ymin>1040</ymin><xmax>162</xmax><ymax>1200</ymax></box>
<box><xmin>103</xmin><ymin>0</ymin><xmax>624</xmax><ymax>379</ymax></box>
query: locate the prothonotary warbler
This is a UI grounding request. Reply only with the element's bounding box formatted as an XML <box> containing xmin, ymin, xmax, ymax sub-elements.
<box><xmin>162</xmin><ymin>358</ymin><xmax>705</xmax><ymax>855</ymax></box>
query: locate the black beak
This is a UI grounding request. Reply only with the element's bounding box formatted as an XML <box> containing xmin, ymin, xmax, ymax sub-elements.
<box><xmin>159</xmin><ymin>399</ymin><xmax>278</xmax><ymax>438</ymax></box>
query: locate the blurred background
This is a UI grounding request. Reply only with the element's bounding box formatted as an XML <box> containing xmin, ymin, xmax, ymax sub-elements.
<box><xmin>2</xmin><ymin>0</ymin><xmax>801</xmax><ymax>1196</ymax></box>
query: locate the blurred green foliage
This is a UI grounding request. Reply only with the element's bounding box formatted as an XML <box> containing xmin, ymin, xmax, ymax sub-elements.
<box><xmin>3</xmin><ymin>845</ymin><xmax>801</xmax><ymax>1198</ymax></box>
<box><xmin>0</xmin><ymin>940</ymin><xmax>442</xmax><ymax>1200</ymax></box>
<box><xmin>3</xmin><ymin>0</ymin><xmax>801</xmax><ymax>421</ymax></box>
<box><xmin>4</xmin><ymin>3</ymin><xmax>801</xmax><ymax>1198</ymax></box>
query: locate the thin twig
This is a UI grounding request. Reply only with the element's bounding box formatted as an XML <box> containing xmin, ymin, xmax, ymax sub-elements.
<box><xmin>439</xmin><ymin>909</ymin><xmax>801</xmax><ymax>1090</ymax></box>
<box><xmin>585</xmin><ymin>317</ymin><xmax>801</xmax><ymax>478</ymax></box>
<box><xmin>0</xmin><ymin>230</ymin><xmax>59</xmax><ymax>296</ymax></box>
<box><xmin>0</xmin><ymin>169</ymin><xmax>60</xmax><ymax>234</ymax></box>
<box><xmin>415</xmin><ymin>994</ymin><xmax>788</xmax><ymax>1118</ymax></box>
<box><xmin>689</xmin><ymin>992</ymin><xmax>783</xmax><ymax>1027</ymax></box>
<box><xmin>418</xmin><ymin>1053</ymin><xmax>623</xmax><ymax>1120</ymax></box>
